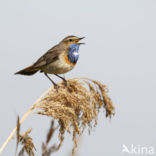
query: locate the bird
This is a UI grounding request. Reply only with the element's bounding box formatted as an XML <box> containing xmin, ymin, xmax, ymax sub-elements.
<box><xmin>15</xmin><ymin>35</ymin><xmax>85</xmax><ymax>88</ymax></box>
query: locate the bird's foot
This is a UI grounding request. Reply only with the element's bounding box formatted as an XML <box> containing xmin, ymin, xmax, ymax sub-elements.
<box><xmin>63</xmin><ymin>79</ymin><xmax>67</xmax><ymax>86</ymax></box>
<box><xmin>54</xmin><ymin>83</ymin><xmax>59</xmax><ymax>91</ymax></box>
<box><xmin>54</xmin><ymin>74</ymin><xmax>67</xmax><ymax>87</ymax></box>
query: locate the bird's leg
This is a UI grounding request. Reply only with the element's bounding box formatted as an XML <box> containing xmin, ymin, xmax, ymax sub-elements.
<box><xmin>44</xmin><ymin>73</ymin><xmax>58</xmax><ymax>89</ymax></box>
<box><xmin>54</xmin><ymin>74</ymin><xmax>67</xmax><ymax>86</ymax></box>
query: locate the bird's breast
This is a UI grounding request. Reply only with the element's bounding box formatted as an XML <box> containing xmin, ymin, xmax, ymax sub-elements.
<box><xmin>64</xmin><ymin>52</ymin><xmax>77</xmax><ymax>66</ymax></box>
<box><xmin>41</xmin><ymin>52</ymin><xmax>76</xmax><ymax>74</ymax></box>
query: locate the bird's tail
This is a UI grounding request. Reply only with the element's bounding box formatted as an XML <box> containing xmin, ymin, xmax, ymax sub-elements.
<box><xmin>15</xmin><ymin>65</ymin><xmax>39</xmax><ymax>75</ymax></box>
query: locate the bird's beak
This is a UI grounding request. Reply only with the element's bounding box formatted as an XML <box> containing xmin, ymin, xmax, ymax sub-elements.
<box><xmin>77</xmin><ymin>37</ymin><xmax>85</xmax><ymax>45</ymax></box>
<box><xmin>79</xmin><ymin>37</ymin><xmax>85</xmax><ymax>40</ymax></box>
<box><xmin>78</xmin><ymin>42</ymin><xmax>85</xmax><ymax>45</ymax></box>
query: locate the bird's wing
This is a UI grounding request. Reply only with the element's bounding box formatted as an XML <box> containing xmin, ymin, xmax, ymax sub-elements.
<box><xmin>33</xmin><ymin>45</ymin><xmax>63</xmax><ymax>68</ymax></box>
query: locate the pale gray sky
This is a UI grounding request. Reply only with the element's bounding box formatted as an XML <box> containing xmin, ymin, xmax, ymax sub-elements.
<box><xmin>0</xmin><ymin>0</ymin><xmax>156</xmax><ymax>155</ymax></box>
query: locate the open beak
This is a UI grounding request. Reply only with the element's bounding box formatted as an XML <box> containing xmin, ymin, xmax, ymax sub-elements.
<box><xmin>78</xmin><ymin>42</ymin><xmax>85</xmax><ymax>45</ymax></box>
<box><xmin>77</xmin><ymin>37</ymin><xmax>85</xmax><ymax>45</ymax></box>
<box><xmin>79</xmin><ymin>37</ymin><xmax>85</xmax><ymax>40</ymax></box>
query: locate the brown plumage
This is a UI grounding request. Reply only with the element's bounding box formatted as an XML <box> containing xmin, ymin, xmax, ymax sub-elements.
<box><xmin>15</xmin><ymin>65</ymin><xmax>38</xmax><ymax>75</ymax></box>
<box><xmin>15</xmin><ymin>35</ymin><xmax>85</xmax><ymax>86</ymax></box>
<box><xmin>14</xmin><ymin>45</ymin><xmax>62</xmax><ymax>76</ymax></box>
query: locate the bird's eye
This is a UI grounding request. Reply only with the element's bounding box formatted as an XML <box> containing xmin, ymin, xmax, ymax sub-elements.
<box><xmin>69</xmin><ymin>39</ymin><xmax>73</xmax><ymax>42</ymax></box>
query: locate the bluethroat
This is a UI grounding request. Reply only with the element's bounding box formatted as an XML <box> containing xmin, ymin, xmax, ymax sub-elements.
<box><xmin>15</xmin><ymin>36</ymin><xmax>85</xmax><ymax>88</ymax></box>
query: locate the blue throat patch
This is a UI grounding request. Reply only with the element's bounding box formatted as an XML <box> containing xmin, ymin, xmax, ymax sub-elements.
<box><xmin>68</xmin><ymin>44</ymin><xmax>80</xmax><ymax>63</ymax></box>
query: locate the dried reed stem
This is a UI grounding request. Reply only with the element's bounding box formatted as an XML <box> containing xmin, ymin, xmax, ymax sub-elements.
<box><xmin>0</xmin><ymin>77</ymin><xmax>115</xmax><ymax>155</ymax></box>
<box><xmin>0</xmin><ymin>87</ymin><xmax>52</xmax><ymax>155</ymax></box>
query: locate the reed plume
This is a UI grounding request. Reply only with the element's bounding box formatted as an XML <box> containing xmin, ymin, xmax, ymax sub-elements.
<box><xmin>0</xmin><ymin>77</ymin><xmax>115</xmax><ymax>155</ymax></box>
<box><xmin>15</xmin><ymin>116</ymin><xmax>36</xmax><ymax>156</ymax></box>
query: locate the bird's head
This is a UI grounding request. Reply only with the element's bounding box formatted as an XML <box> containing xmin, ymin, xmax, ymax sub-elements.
<box><xmin>61</xmin><ymin>36</ymin><xmax>85</xmax><ymax>47</ymax></box>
